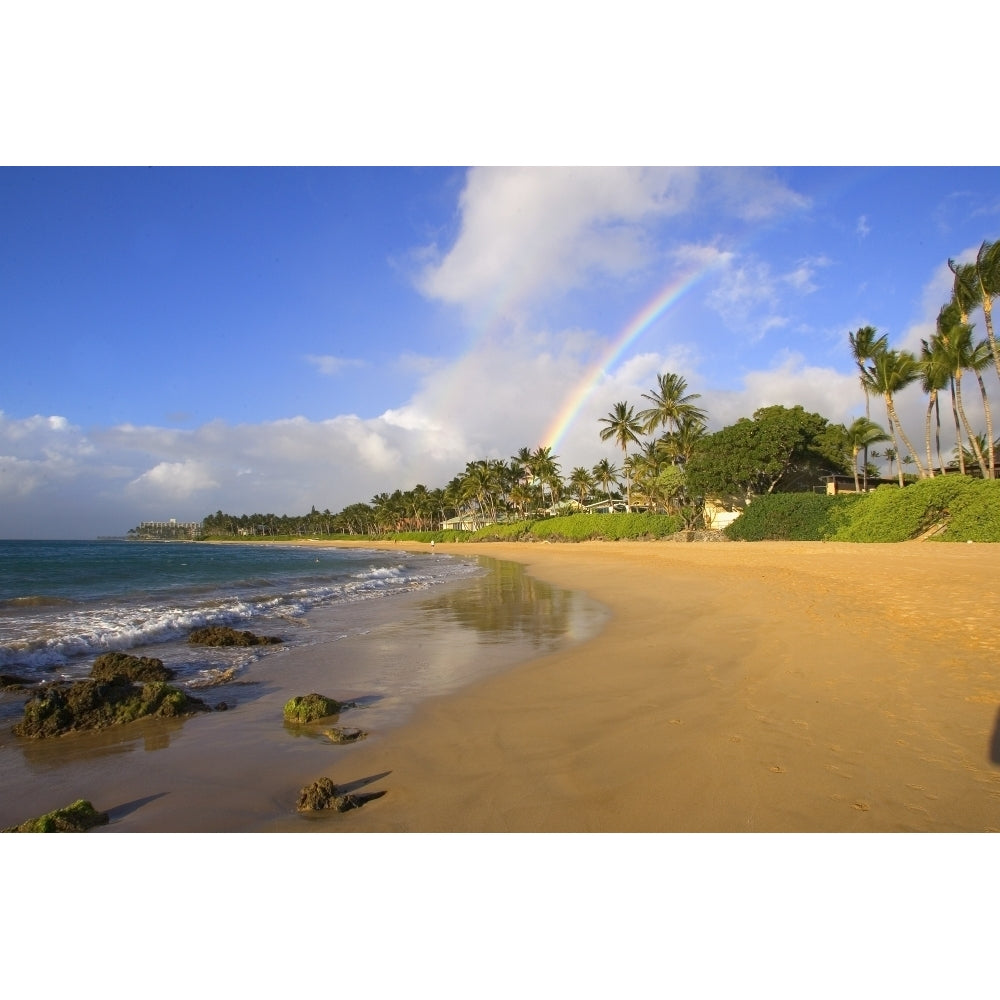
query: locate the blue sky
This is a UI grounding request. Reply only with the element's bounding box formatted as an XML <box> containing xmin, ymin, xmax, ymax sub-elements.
<box><xmin>3</xmin><ymin>165</ymin><xmax>998</xmax><ymax>537</ymax></box>
<box><xmin>1</xmin><ymin>6</ymin><xmax>998</xmax><ymax>538</ymax></box>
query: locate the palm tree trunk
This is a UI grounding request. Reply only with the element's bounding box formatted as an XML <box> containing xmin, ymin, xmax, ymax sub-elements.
<box><xmin>975</xmin><ymin>369</ymin><xmax>995</xmax><ymax>478</ymax></box>
<box><xmin>924</xmin><ymin>394</ymin><xmax>936</xmax><ymax>479</ymax></box>
<box><xmin>949</xmin><ymin>378</ymin><xmax>966</xmax><ymax>475</ymax></box>
<box><xmin>884</xmin><ymin>394</ymin><xmax>925</xmax><ymax>484</ymax></box>
<box><xmin>954</xmin><ymin>373</ymin><xmax>988</xmax><ymax>477</ymax></box>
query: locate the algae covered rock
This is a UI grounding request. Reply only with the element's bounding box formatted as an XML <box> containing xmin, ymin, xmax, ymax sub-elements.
<box><xmin>296</xmin><ymin>777</ymin><xmax>363</xmax><ymax>813</ymax></box>
<box><xmin>90</xmin><ymin>651</ymin><xmax>175</xmax><ymax>683</ymax></box>
<box><xmin>3</xmin><ymin>799</ymin><xmax>109</xmax><ymax>833</ymax></box>
<box><xmin>283</xmin><ymin>693</ymin><xmax>343</xmax><ymax>724</ymax></box>
<box><xmin>12</xmin><ymin>678</ymin><xmax>211</xmax><ymax>738</ymax></box>
<box><xmin>188</xmin><ymin>626</ymin><xmax>283</xmax><ymax>647</ymax></box>
<box><xmin>324</xmin><ymin>726</ymin><xmax>367</xmax><ymax>744</ymax></box>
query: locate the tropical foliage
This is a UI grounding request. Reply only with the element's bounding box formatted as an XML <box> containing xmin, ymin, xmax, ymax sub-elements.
<box><xmin>182</xmin><ymin>234</ymin><xmax>999</xmax><ymax>545</ymax></box>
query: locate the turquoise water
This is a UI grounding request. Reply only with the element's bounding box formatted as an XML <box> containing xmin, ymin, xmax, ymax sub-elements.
<box><xmin>0</xmin><ymin>539</ymin><xmax>481</xmax><ymax>680</ymax></box>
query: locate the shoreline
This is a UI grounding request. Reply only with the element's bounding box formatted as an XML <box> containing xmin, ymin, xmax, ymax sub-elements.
<box><xmin>276</xmin><ymin>538</ymin><xmax>1000</xmax><ymax>832</ymax></box>
<box><xmin>4</xmin><ymin>538</ymin><xmax>1000</xmax><ymax>831</ymax></box>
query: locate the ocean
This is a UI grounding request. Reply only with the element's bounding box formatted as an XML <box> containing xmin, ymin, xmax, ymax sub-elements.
<box><xmin>0</xmin><ymin>538</ymin><xmax>608</xmax><ymax>831</ymax></box>
<box><xmin>0</xmin><ymin>539</ymin><xmax>485</xmax><ymax>684</ymax></box>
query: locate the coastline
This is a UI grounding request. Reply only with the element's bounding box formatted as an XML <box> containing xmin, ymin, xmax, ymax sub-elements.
<box><xmin>4</xmin><ymin>538</ymin><xmax>1000</xmax><ymax>832</ymax></box>
<box><xmin>275</xmin><ymin>538</ymin><xmax>1000</xmax><ymax>832</ymax></box>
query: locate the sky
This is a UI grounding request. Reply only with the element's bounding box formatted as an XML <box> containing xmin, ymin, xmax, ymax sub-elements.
<box><xmin>2</xmin><ymin>165</ymin><xmax>999</xmax><ymax>537</ymax></box>
<box><xmin>2</xmin><ymin>7</ymin><xmax>998</xmax><ymax>538</ymax></box>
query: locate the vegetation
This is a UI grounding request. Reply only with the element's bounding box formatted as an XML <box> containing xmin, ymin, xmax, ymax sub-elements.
<box><xmin>724</xmin><ymin>476</ymin><xmax>1000</xmax><ymax>542</ymax></box>
<box><xmin>13</xmin><ymin>679</ymin><xmax>210</xmax><ymax>738</ymax></box>
<box><xmin>131</xmin><ymin>233</ymin><xmax>997</xmax><ymax>547</ymax></box>
<box><xmin>724</xmin><ymin>493</ymin><xmax>858</xmax><ymax>541</ymax></box>
<box><xmin>283</xmin><ymin>693</ymin><xmax>344</xmax><ymax>724</ymax></box>
<box><xmin>3</xmin><ymin>799</ymin><xmax>109</xmax><ymax>833</ymax></box>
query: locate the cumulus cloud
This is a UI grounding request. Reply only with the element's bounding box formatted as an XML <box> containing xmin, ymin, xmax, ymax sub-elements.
<box><xmin>128</xmin><ymin>460</ymin><xmax>219</xmax><ymax>499</ymax></box>
<box><xmin>417</xmin><ymin>167</ymin><xmax>701</xmax><ymax>315</ymax></box>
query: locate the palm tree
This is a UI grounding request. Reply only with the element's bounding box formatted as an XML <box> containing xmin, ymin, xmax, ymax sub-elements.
<box><xmin>848</xmin><ymin>325</ymin><xmax>889</xmax><ymax>487</ymax></box>
<box><xmin>637</xmin><ymin>372</ymin><xmax>707</xmax><ymax>437</ymax></box>
<box><xmin>599</xmin><ymin>402</ymin><xmax>643</xmax><ymax>511</ymax></box>
<box><xmin>568</xmin><ymin>467</ymin><xmax>596</xmax><ymax>507</ymax></box>
<box><xmin>845</xmin><ymin>417</ymin><xmax>891</xmax><ymax>492</ymax></box>
<box><xmin>937</xmin><ymin>300</ymin><xmax>989</xmax><ymax>478</ymax></box>
<box><xmin>530</xmin><ymin>446</ymin><xmax>561</xmax><ymax>511</ymax></box>
<box><xmin>591</xmin><ymin>457</ymin><xmax>620</xmax><ymax>500</ymax></box>
<box><xmin>658</xmin><ymin>414</ymin><xmax>708</xmax><ymax>467</ymax></box>
<box><xmin>864</xmin><ymin>348</ymin><xmax>927</xmax><ymax>486</ymax></box>
<box><xmin>953</xmin><ymin>242</ymin><xmax>1000</xmax><ymax>380</ymax></box>
<box><xmin>919</xmin><ymin>337</ymin><xmax>951</xmax><ymax>476</ymax></box>
<box><xmin>968</xmin><ymin>335</ymin><xmax>996</xmax><ymax>479</ymax></box>
<box><xmin>974</xmin><ymin>239</ymin><xmax>1000</xmax><ymax>378</ymax></box>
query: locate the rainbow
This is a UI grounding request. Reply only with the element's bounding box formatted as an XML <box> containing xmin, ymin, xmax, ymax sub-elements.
<box><xmin>541</xmin><ymin>266</ymin><xmax>712</xmax><ymax>451</ymax></box>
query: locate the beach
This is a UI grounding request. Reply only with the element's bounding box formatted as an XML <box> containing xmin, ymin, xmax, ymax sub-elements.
<box><xmin>277</xmin><ymin>539</ymin><xmax>1000</xmax><ymax>833</ymax></box>
<box><xmin>4</xmin><ymin>539</ymin><xmax>1000</xmax><ymax>832</ymax></box>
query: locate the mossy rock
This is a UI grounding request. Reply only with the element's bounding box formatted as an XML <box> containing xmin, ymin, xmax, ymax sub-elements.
<box><xmin>296</xmin><ymin>777</ymin><xmax>363</xmax><ymax>812</ymax></box>
<box><xmin>0</xmin><ymin>673</ymin><xmax>31</xmax><ymax>690</ymax></box>
<box><xmin>12</xmin><ymin>678</ymin><xmax>211</xmax><ymax>738</ymax></box>
<box><xmin>188</xmin><ymin>626</ymin><xmax>283</xmax><ymax>647</ymax></box>
<box><xmin>90</xmin><ymin>651</ymin><xmax>174</xmax><ymax>683</ymax></box>
<box><xmin>3</xmin><ymin>799</ymin><xmax>109</xmax><ymax>833</ymax></box>
<box><xmin>283</xmin><ymin>693</ymin><xmax>342</xmax><ymax>724</ymax></box>
<box><xmin>324</xmin><ymin>726</ymin><xmax>367</xmax><ymax>744</ymax></box>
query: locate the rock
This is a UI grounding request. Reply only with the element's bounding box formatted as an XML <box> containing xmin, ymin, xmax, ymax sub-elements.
<box><xmin>3</xmin><ymin>799</ymin><xmax>109</xmax><ymax>833</ymax></box>
<box><xmin>296</xmin><ymin>777</ymin><xmax>363</xmax><ymax>813</ymax></box>
<box><xmin>188</xmin><ymin>667</ymin><xmax>240</xmax><ymax>688</ymax></box>
<box><xmin>283</xmin><ymin>693</ymin><xmax>342</xmax><ymax>724</ymax></box>
<box><xmin>12</xmin><ymin>678</ymin><xmax>211</xmax><ymax>738</ymax></box>
<box><xmin>0</xmin><ymin>673</ymin><xmax>31</xmax><ymax>690</ymax></box>
<box><xmin>188</xmin><ymin>626</ymin><xmax>283</xmax><ymax>647</ymax></box>
<box><xmin>324</xmin><ymin>726</ymin><xmax>367</xmax><ymax>744</ymax></box>
<box><xmin>90</xmin><ymin>651</ymin><xmax>174</xmax><ymax>683</ymax></box>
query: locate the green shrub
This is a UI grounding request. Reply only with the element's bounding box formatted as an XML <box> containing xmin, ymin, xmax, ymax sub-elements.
<box><xmin>829</xmin><ymin>477</ymin><xmax>976</xmax><ymax>542</ymax></box>
<box><xmin>724</xmin><ymin>493</ymin><xmax>857</xmax><ymax>541</ymax></box>
<box><xmin>528</xmin><ymin>512</ymin><xmax>684</xmax><ymax>541</ymax></box>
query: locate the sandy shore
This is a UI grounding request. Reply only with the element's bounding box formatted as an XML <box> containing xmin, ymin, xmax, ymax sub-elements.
<box><xmin>4</xmin><ymin>538</ymin><xmax>1000</xmax><ymax>833</ymax></box>
<box><xmin>276</xmin><ymin>538</ymin><xmax>1000</xmax><ymax>833</ymax></box>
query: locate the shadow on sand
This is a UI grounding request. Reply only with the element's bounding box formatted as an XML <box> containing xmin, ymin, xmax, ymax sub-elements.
<box><xmin>989</xmin><ymin>706</ymin><xmax>1000</xmax><ymax>765</ymax></box>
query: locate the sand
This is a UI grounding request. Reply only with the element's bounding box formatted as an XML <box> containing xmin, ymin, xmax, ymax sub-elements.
<box><xmin>4</xmin><ymin>538</ymin><xmax>1000</xmax><ymax>833</ymax></box>
<box><xmin>278</xmin><ymin>539</ymin><xmax>1000</xmax><ymax>833</ymax></box>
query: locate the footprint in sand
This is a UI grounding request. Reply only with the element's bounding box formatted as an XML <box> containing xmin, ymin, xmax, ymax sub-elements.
<box><xmin>769</xmin><ymin>764</ymin><xmax>785</xmax><ymax>773</ymax></box>
<box><xmin>668</xmin><ymin>718</ymin><xmax>683</xmax><ymax>726</ymax></box>
<box><xmin>852</xmin><ymin>801</ymin><xmax>870</xmax><ymax>811</ymax></box>
<box><xmin>729</xmin><ymin>735</ymin><xmax>742</xmax><ymax>743</ymax></box>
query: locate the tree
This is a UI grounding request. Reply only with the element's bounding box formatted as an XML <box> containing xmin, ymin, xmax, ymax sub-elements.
<box><xmin>637</xmin><ymin>372</ymin><xmax>707</xmax><ymax>437</ymax></box>
<box><xmin>936</xmin><ymin>301</ymin><xmax>989</xmax><ymax>478</ymax></box>
<box><xmin>598</xmin><ymin>402</ymin><xmax>643</xmax><ymax>511</ymax></box>
<box><xmin>591</xmin><ymin>457</ymin><xmax>620</xmax><ymax>500</ymax></box>
<box><xmin>919</xmin><ymin>336</ymin><xmax>951</xmax><ymax>475</ymax></box>
<box><xmin>863</xmin><ymin>348</ymin><xmax>927</xmax><ymax>485</ymax></box>
<box><xmin>845</xmin><ymin>417</ymin><xmax>890</xmax><ymax>492</ymax></box>
<box><xmin>973</xmin><ymin>239</ymin><xmax>1000</xmax><ymax>378</ymax></box>
<box><xmin>568</xmin><ymin>467</ymin><xmax>596</xmax><ymax>506</ymax></box>
<box><xmin>848</xmin><ymin>325</ymin><xmax>889</xmax><ymax>488</ymax></box>
<box><xmin>685</xmin><ymin>405</ymin><xmax>849</xmax><ymax>501</ymax></box>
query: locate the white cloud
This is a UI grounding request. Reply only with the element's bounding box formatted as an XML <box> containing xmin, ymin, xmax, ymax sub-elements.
<box><xmin>305</xmin><ymin>354</ymin><xmax>365</xmax><ymax>375</ymax></box>
<box><xmin>128</xmin><ymin>460</ymin><xmax>219</xmax><ymax>499</ymax></box>
<box><xmin>417</xmin><ymin>166</ymin><xmax>701</xmax><ymax>315</ymax></box>
<box><xmin>856</xmin><ymin>215</ymin><xmax>871</xmax><ymax>239</ymax></box>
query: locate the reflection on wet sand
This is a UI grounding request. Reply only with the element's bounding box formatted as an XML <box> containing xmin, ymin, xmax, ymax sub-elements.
<box><xmin>420</xmin><ymin>557</ymin><xmax>594</xmax><ymax>647</ymax></box>
<box><xmin>17</xmin><ymin>714</ymin><xmax>188</xmax><ymax>771</ymax></box>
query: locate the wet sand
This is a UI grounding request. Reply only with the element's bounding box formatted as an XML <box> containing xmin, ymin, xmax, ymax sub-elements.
<box><xmin>4</xmin><ymin>539</ymin><xmax>1000</xmax><ymax>832</ymax></box>
<box><xmin>280</xmin><ymin>539</ymin><xmax>1000</xmax><ymax>832</ymax></box>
